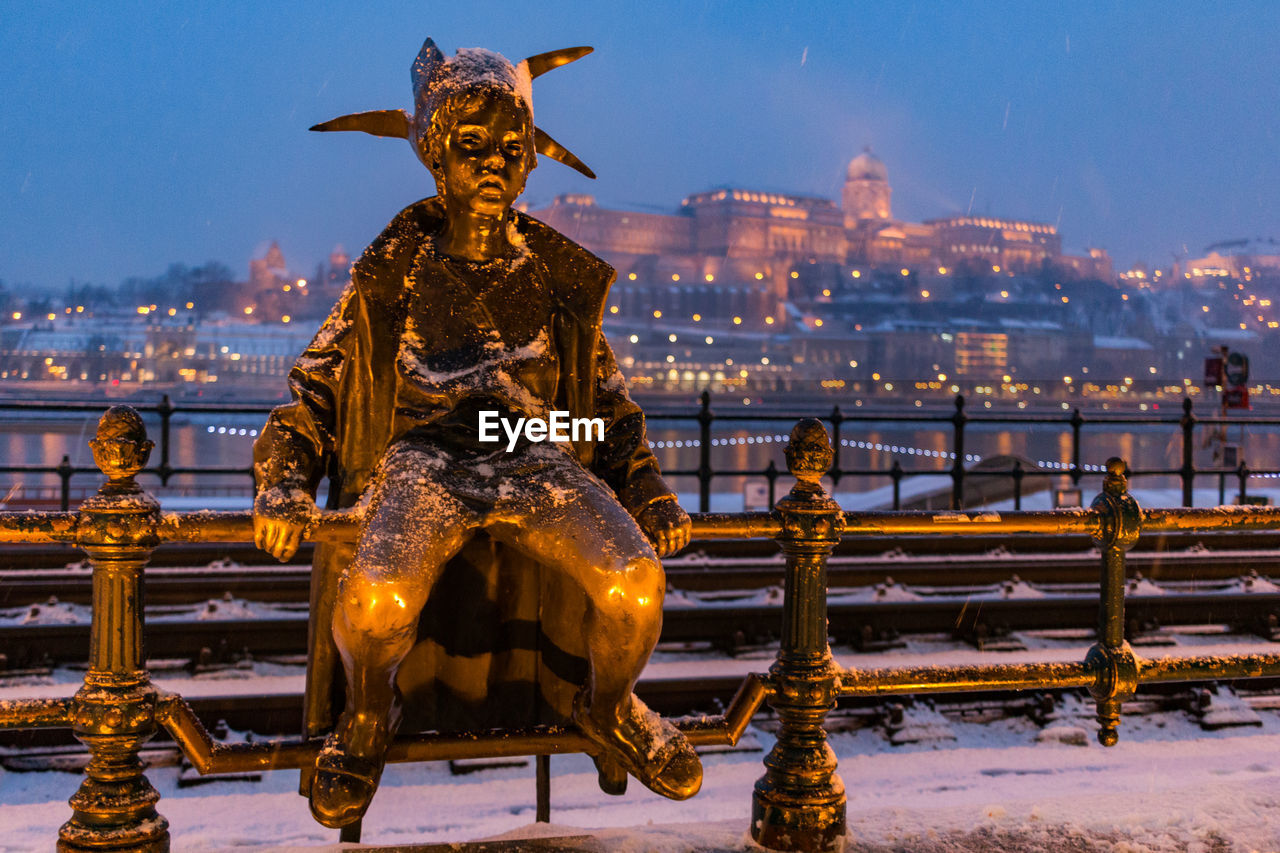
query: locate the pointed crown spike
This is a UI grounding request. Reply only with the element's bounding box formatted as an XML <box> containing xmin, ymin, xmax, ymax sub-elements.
<box><xmin>534</xmin><ymin>127</ymin><xmax>595</xmax><ymax>180</ymax></box>
<box><xmin>310</xmin><ymin>110</ymin><xmax>411</xmax><ymax>139</ymax></box>
<box><xmin>522</xmin><ymin>46</ymin><xmax>593</xmax><ymax>79</ymax></box>
<box><xmin>412</xmin><ymin>37</ymin><xmax>447</xmax><ymax>116</ymax></box>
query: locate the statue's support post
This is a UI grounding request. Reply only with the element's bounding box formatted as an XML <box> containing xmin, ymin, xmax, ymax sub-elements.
<box><xmin>752</xmin><ymin>419</ymin><xmax>846</xmax><ymax>852</ymax></box>
<box><xmin>1085</xmin><ymin>457</ymin><xmax>1140</xmax><ymax>747</ymax></box>
<box><xmin>59</xmin><ymin>406</ymin><xmax>169</xmax><ymax>852</ymax></box>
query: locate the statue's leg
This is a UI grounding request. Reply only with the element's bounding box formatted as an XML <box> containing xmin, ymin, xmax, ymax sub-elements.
<box><xmin>314</xmin><ymin>444</ymin><xmax>477</xmax><ymax>827</ymax></box>
<box><xmin>485</xmin><ymin>448</ymin><xmax>701</xmax><ymax>800</ymax></box>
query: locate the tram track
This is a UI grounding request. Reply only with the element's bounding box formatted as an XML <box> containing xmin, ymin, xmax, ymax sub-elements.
<box><xmin>5</xmin><ymin>532</ymin><xmax>1280</xmax><ymax>608</ymax></box>
<box><xmin>6</xmin><ymin>536</ymin><xmax>1280</xmax><ymax>768</ymax></box>
<box><xmin>3</xmin><ymin>581</ymin><xmax>1279</xmax><ymax>670</ymax></box>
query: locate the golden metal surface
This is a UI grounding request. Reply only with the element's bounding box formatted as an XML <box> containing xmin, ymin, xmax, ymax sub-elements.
<box><xmin>156</xmin><ymin>509</ymin><xmax>775</xmax><ymax>544</ymax></box>
<box><xmin>1142</xmin><ymin>505</ymin><xmax>1280</xmax><ymax>531</ymax></box>
<box><xmin>57</xmin><ymin>407</ymin><xmax>170</xmax><ymax>852</ymax></box>
<box><xmin>752</xmin><ymin>420</ymin><xmax>847</xmax><ymax>853</ymax></box>
<box><xmin>157</xmin><ymin>509</ymin><xmax>358</xmax><ymax>544</ymax></box>
<box><xmin>155</xmin><ymin>674</ymin><xmax>765</xmax><ymax>776</ymax></box>
<box><xmin>0</xmin><ymin>697</ymin><xmax>74</xmax><ymax>729</ymax></box>
<box><xmin>835</xmin><ymin>653</ymin><xmax>1280</xmax><ymax>698</ymax></box>
<box><xmin>0</xmin><ymin>511</ymin><xmax>78</xmax><ymax>543</ymax></box>
<box><xmin>254</xmin><ymin>37</ymin><xmax>702</xmax><ymax>828</ymax></box>
<box><xmin>837</xmin><ymin>661</ymin><xmax>1096</xmax><ymax>696</ymax></box>
<box><xmin>842</xmin><ymin>508</ymin><xmax>1101</xmax><ymax>537</ymax></box>
<box><xmin>688</xmin><ymin>512</ymin><xmax>784</xmax><ymax>539</ymax></box>
<box><xmin>1138</xmin><ymin>652</ymin><xmax>1280</xmax><ymax>684</ymax></box>
<box><xmin>1080</xmin><ymin>458</ymin><xmax>1143</xmax><ymax>745</ymax></box>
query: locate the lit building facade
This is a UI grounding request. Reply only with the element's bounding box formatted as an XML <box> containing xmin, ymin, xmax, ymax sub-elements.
<box><xmin>528</xmin><ymin>148</ymin><xmax>1112</xmax><ymax>299</ymax></box>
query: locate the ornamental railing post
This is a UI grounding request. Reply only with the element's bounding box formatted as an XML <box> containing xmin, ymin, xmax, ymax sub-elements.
<box><xmin>1180</xmin><ymin>396</ymin><xmax>1195</xmax><ymax>507</ymax></box>
<box><xmin>950</xmin><ymin>393</ymin><xmax>966</xmax><ymax>510</ymax></box>
<box><xmin>58</xmin><ymin>454</ymin><xmax>74</xmax><ymax>512</ymax></box>
<box><xmin>698</xmin><ymin>390</ymin><xmax>713</xmax><ymax>513</ymax></box>
<box><xmin>752</xmin><ymin>418</ymin><xmax>846</xmax><ymax>853</ymax></box>
<box><xmin>828</xmin><ymin>405</ymin><xmax>844</xmax><ymax>487</ymax></box>
<box><xmin>765</xmin><ymin>459</ymin><xmax>779</xmax><ymax>508</ymax></box>
<box><xmin>157</xmin><ymin>393</ymin><xmax>174</xmax><ymax>486</ymax></box>
<box><xmin>1085</xmin><ymin>458</ymin><xmax>1140</xmax><ymax>748</ymax></box>
<box><xmin>1069</xmin><ymin>407</ymin><xmax>1084</xmax><ymax>489</ymax></box>
<box><xmin>59</xmin><ymin>406</ymin><xmax>169</xmax><ymax>852</ymax></box>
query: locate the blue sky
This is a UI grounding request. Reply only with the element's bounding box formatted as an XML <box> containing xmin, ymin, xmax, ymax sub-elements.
<box><xmin>2</xmin><ymin>1</ymin><xmax>1277</xmax><ymax>289</ymax></box>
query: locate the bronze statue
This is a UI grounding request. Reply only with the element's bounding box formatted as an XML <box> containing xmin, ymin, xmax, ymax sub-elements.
<box><xmin>251</xmin><ymin>38</ymin><xmax>699</xmax><ymax>829</ymax></box>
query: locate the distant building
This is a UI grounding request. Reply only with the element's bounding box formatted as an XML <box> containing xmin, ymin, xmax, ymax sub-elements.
<box><xmin>528</xmin><ymin>149</ymin><xmax>1112</xmax><ymax>315</ymax></box>
<box><xmin>1181</xmin><ymin>239</ymin><xmax>1280</xmax><ymax>282</ymax></box>
<box><xmin>246</xmin><ymin>242</ymin><xmax>329</xmax><ymax>323</ymax></box>
<box><xmin>925</xmin><ymin>216</ymin><xmax>1061</xmax><ymax>274</ymax></box>
<box><xmin>308</xmin><ymin>245</ymin><xmax>352</xmax><ymax>317</ymax></box>
<box><xmin>842</xmin><ymin>147</ymin><xmax>893</xmax><ymax>226</ymax></box>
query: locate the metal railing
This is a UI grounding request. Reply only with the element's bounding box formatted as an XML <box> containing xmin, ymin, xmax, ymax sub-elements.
<box><xmin>1</xmin><ymin>391</ymin><xmax>1277</xmax><ymax>513</ymax></box>
<box><xmin>652</xmin><ymin>391</ymin><xmax>1276</xmax><ymax>512</ymax></box>
<box><xmin>5</xmin><ymin>407</ymin><xmax>1280</xmax><ymax>851</ymax></box>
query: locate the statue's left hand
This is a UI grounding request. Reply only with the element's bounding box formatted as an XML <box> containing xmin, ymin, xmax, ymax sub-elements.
<box><xmin>637</xmin><ymin>499</ymin><xmax>692</xmax><ymax>558</ymax></box>
<box><xmin>253</xmin><ymin>486</ymin><xmax>317</xmax><ymax>563</ymax></box>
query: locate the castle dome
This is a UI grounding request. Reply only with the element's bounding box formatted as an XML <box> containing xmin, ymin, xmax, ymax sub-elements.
<box><xmin>847</xmin><ymin>147</ymin><xmax>888</xmax><ymax>182</ymax></box>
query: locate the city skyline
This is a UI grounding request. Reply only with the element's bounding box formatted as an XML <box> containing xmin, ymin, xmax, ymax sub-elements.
<box><xmin>2</xmin><ymin>3</ymin><xmax>1279</xmax><ymax>290</ymax></box>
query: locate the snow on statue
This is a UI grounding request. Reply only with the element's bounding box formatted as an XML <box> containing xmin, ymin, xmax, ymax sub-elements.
<box><xmin>250</xmin><ymin>38</ymin><xmax>699</xmax><ymax>829</ymax></box>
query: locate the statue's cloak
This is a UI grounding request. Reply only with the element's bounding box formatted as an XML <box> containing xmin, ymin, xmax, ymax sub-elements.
<box><xmin>252</xmin><ymin>198</ymin><xmax>673</xmax><ymax>751</ymax></box>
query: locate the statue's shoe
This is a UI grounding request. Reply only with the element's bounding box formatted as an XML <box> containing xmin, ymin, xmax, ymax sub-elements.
<box><xmin>309</xmin><ymin>732</ymin><xmax>386</xmax><ymax>829</ymax></box>
<box><xmin>576</xmin><ymin>694</ymin><xmax>703</xmax><ymax>800</ymax></box>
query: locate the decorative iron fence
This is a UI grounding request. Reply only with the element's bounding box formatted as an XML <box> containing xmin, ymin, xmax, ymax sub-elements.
<box><xmin>4</xmin><ymin>408</ymin><xmax>1280</xmax><ymax>851</ymax></box>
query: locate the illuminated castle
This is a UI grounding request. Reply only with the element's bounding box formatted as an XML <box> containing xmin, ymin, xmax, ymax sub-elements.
<box><xmin>528</xmin><ymin>150</ymin><xmax>1111</xmax><ymax>327</ymax></box>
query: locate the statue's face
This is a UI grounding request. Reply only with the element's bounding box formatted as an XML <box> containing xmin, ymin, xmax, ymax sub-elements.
<box><xmin>437</xmin><ymin>92</ymin><xmax>533</xmax><ymax>216</ymax></box>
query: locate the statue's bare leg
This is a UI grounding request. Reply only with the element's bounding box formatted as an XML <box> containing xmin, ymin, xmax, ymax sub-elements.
<box><xmin>313</xmin><ymin>445</ymin><xmax>477</xmax><ymax>827</ymax></box>
<box><xmin>485</xmin><ymin>447</ymin><xmax>702</xmax><ymax>799</ymax></box>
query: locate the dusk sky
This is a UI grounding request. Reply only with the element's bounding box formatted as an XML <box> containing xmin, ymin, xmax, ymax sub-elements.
<box><xmin>2</xmin><ymin>2</ymin><xmax>1277</xmax><ymax>291</ymax></box>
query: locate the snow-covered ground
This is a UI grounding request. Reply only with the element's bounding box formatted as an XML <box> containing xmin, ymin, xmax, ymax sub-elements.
<box><xmin>4</xmin><ymin>631</ymin><xmax>1280</xmax><ymax>851</ymax></box>
<box><xmin>4</xmin><ymin>694</ymin><xmax>1280</xmax><ymax>851</ymax></box>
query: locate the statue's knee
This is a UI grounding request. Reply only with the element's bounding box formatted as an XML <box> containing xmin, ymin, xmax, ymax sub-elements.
<box><xmin>337</xmin><ymin>576</ymin><xmax>416</xmax><ymax>635</ymax></box>
<box><xmin>598</xmin><ymin>555</ymin><xmax>664</xmax><ymax>621</ymax></box>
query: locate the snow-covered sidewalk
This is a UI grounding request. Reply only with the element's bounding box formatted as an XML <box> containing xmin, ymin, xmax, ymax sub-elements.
<box><xmin>3</xmin><ymin>688</ymin><xmax>1280</xmax><ymax>850</ymax></box>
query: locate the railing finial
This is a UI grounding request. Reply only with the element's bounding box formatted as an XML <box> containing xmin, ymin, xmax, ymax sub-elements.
<box><xmin>1102</xmin><ymin>456</ymin><xmax>1128</xmax><ymax>498</ymax></box>
<box><xmin>89</xmin><ymin>405</ymin><xmax>153</xmax><ymax>487</ymax></box>
<box><xmin>784</xmin><ymin>418</ymin><xmax>833</xmax><ymax>493</ymax></box>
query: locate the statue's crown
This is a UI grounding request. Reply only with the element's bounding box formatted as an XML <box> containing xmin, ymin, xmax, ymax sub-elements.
<box><xmin>310</xmin><ymin>38</ymin><xmax>595</xmax><ymax>180</ymax></box>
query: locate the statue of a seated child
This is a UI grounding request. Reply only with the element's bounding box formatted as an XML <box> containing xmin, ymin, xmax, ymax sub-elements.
<box><xmin>251</xmin><ymin>38</ymin><xmax>700</xmax><ymax>828</ymax></box>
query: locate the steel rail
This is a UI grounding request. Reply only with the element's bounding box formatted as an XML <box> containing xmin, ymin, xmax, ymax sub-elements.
<box><xmin>9</xmin><ymin>586</ymin><xmax>1280</xmax><ymax>668</ymax></box>
<box><xmin>6</xmin><ymin>547</ymin><xmax>1277</xmax><ymax>605</ymax></box>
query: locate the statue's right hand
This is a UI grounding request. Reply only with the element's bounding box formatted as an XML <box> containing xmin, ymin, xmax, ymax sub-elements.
<box><xmin>253</xmin><ymin>486</ymin><xmax>316</xmax><ymax>562</ymax></box>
